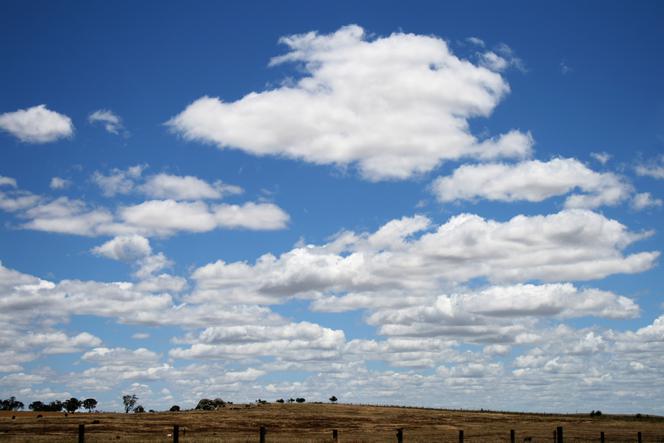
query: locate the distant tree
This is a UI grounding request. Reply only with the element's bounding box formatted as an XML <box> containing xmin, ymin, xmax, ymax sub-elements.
<box><xmin>122</xmin><ymin>394</ymin><xmax>138</xmax><ymax>413</ymax></box>
<box><xmin>134</xmin><ymin>405</ymin><xmax>145</xmax><ymax>413</ymax></box>
<box><xmin>82</xmin><ymin>398</ymin><xmax>97</xmax><ymax>413</ymax></box>
<box><xmin>47</xmin><ymin>401</ymin><xmax>63</xmax><ymax>412</ymax></box>
<box><xmin>295</xmin><ymin>398</ymin><xmax>306</xmax><ymax>403</ymax></box>
<box><xmin>1</xmin><ymin>397</ymin><xmax>24</xmax><ymax>411</ymax></box>
<box><xmin>287</xmin><ymin>398</ymin><xmax>295</xmax><ymax>403</ymax></box>
<box><xmin>29</xmin><ymin>401</ymin><xmax>45</xmax><ymax>411</ymax></box>
<box><xmin>329</xmin><ymin>396</ymin><xmax>338</xmax><ymax>404</ymax></box>
<box><xmin>195</xmin><ymin>398</ymin><xmax>226</xmax><ymax>410</ymax></box>
<box><xmin>63</xmin><ymin>398</ymin><xmax>82</xmax><ymax>413</ymax></box>
<box><xmin>276</xmin><ymin>398</ymin><xmax>285</xmax><ymax>404</ymax></box>
<box><xmin>169</xmin><ymin>405</ymin><xmax>181</xmax><ymax>412</ymax></box>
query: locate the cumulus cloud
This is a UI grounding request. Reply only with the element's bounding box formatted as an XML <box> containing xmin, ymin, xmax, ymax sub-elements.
<box><xmin>631</xmin><ymin>192</ymin><xmax>662</xmax><ymax>210</ymax></box>
<box><xmin>2</xmin><ymin>177</ymin><xmax>289</xmax><ymax>237</ymax></box>
<box><xmin>139</xmin><ymin>173</ymin><xmax>242</xmax><ymax>200</ymax></box>
<box><xmin>591</xmin><ymin>151</ymin><xmax>611</xmax><ymax>165</ymax></box>
<box><xmin>189</xmin><ymin>211</ymin><xmax>656</xmax><ymax>308</ymax></box>
<box><xmin>88</xmin><ymin>109</ymin><xmax>126</xmax><ymax>135</ymax></box>
<box><xmin>92</xmin><ymin>165</ymin><xmax>145</xmax><ymax>197</ymax></box>
<box><xmin>170</xmin><ymin>322</ymin><xmax>346</xmax><ymax>362</ymax></box>
<box><xmin>118</xmin><ymin>200</ymin><xmax>289</xmax><ymax>236</ymax></box>
<box><xmin>0</xmin><ymin>176</ymin><xmax>17</xmax><ymax>188</ymax></box>
<box><xmin>168</xmin><ymin>25</ymin><xmax>533</xmax><ymax>180</ymax></box>
<box><xmin>0</xmin><ymin>105</ymin><xmax>74</xmax><ymax>143</ymax></box>
<box><xmin>431</xmin><ymin>158</ymin><xmax>631</xmax><ymax>209</ymax></box>
<box><xmin>92</xmin><ymin>235</ymin><xmax>152</xmax><ymax>261</ymax></box>
<box><xmin>49</xmin><ymin>176</ymin><xmax>71</xmax><ymax>190</ymax></box>
<box><xmin>635</xmin><ymin>155</ymin><xmax>664</xmax><ymax>179</ymax></box>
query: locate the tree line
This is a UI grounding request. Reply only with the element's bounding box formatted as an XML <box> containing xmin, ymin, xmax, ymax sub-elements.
<box><xmin>2</xmin><ymin>394</ymin><xmax>339</xmax><ymax>413</ymax></box>
<box><xmin>1</xmin><ymin>396</ymin><xmax>97</xmax><ymax>413</ymax></box>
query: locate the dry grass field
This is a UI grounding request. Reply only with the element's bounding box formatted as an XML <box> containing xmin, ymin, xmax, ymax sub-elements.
<box><xmin>2</xmin><ymin>403</ymin><xmax>664</xmax><ymax>442</ymax></box>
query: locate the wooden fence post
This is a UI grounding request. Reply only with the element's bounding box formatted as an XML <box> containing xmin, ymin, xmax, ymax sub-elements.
<box><xmin>396</xmin><ymin>428</ymin><xmax>403</xmax><ymax>443</ymax></box>
<box><xmin>173</xmin><ymin>425</ymin><xmax>179</xmax><ymax>443</ymax></box>
<box><xmin>78</xmin><ymin>424</ymin><xmax>84</xmax><ymax>443</ymax></box>
<box><xmin>332</xmin><ymin>429</ymin><xmax>338</xmax><ymax>442</ymax></box>
<box><xmin>510</xmin><ymin>429</ymin><xmax>515</xmax><ymax>443</ymax></box>
<box><xmin>259</xmin><ymin>425</ymin><xmax>267</xmax><ymax>443</ymax></box>
<box><xmin>638</xmin><ymin>431</ymin><xmax>642</xmax><ymax>443</ymax></box>
<box><xmin>600</xmin><ymin>431</ymin><xmax>604</xmax><ymax>443</ymax></box>
<box><xmin>553</xmin><ymin>429</ymin><xmax>557</xmax><ymax>442</ymax></box>
<box><xmin>556</xmin><ymin>426</ymin><xmax>563</xmax><ymax>443</ymax></box>
<box><xmin>459</xmin><ymin>429</ymin><xmax>464</xmax><ymax>443</ymax></box>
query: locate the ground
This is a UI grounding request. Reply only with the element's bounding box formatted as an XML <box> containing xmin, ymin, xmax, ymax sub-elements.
<box><xmin>1</xmin><ymin>404</ymin><xmax>663</xmax><ymax>442</ymax></box>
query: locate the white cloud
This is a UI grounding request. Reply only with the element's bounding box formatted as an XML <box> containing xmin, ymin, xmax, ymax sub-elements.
<box><xmin>635</xmin><ymin>155</ymin><xmax>664</xmax><ymax>179</ymax></box>
<box><xmin>0</xmin><ymin>176</ymin><xmax>17</xmax><ymax>188</ymax></box>
<box><xmin>0</xmin><ymin>105</ymin><xmax>74</xmax><ymax>143</ymax></box>
<box><xmin>92</xmin><ymin>165</ymin><xmax>145</xmax><ymax>197</ymax></box>
<box><xmin>431</xmin><ymin>158</ymin><xmax>631</xmax><ymax>209</ymax></box>
<box><xmin>170</xmin><ymin>322</ymin><xmax>346</xmax><ymax>362</ymax></box>
<box><xmin>118</xmin><ymin>200</ymin><xmax>289</xmax><ymax>236</ymax></box>
<box><xmin>190</xmin><ymin>211</ymin><xmax>656</xmax><ymax>309</ymax></box>
<box><xmin>88</xmin><ymin>109</ymin><xmax>126</xmax><ymax>135</ymax></box>
<box><xmin>591</xmin><ymin>151</ymin><xmax>611</xmax><ymax>164</ymax></box>
<box><xmin>466</xmin><ymin>37</ymin><xmax>485</xmax><ymax>47</ymax></box>
<box><xmin>49</xmin><ymin>177</ymin><xmax>71</xmax><ymax>190</ymax></box>
<box><xmin>631</xmin><ymin>192</ymin><xmax>662</xmax><ymax>210</ymax></box>
<box><xmin>139</xmin><ymin>173</ymin><xmax>242</xmax><ymax>200</ymax></box>
<box><xmin>1</xmin><ymin>177</ymin><xmax>289</xmax><ymax>237</ymax></box>
<box><xmin>92</xmin><ymin>235</ymin><xmax>152</xmax><ymax>261</ymax></box>
<box><xmin>168</xmin><ymin>25</ymin><xmax>532</xmax><ymax>180</ymax></box>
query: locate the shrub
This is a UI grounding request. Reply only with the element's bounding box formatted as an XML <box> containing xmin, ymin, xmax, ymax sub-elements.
<box><xmin>170</xmin><ymin>405</ymin><xmax>181</xmax><ymax>412</ymax></box>
<box><xmin>295</xmin><ymin>398</ymin><xmax>306</xmax><ymax>403</ymax></box>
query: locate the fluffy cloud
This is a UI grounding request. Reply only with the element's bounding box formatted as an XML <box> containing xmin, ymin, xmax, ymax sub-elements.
<box><xmin>92</xmin><ymin>165</ymin><xmax>145</xmax><ymax>197</ymax></box>
<box><xmin>631</xmin><ymin>192</ymin><xmax>662</xmax><ymax>210</ymax></box>
<box><xmin>92</xmin><ymin>235</ymin><xmax>152</xmax><ymax>261</ymax></box>
<box><xmin>118</xmin><ymin>200</ymin><xmax>288</xmax><ymax>235</ymax></box>
<box><xmin>88</xmin><ymin>109</ymin><xmax>125</xmax><ymax>135</ymax></box>
<box><xmin>635</xmin><ymin>155</ymin><xmax>664</xmax><ymax>179</ymax></box>
<box><xmin>1</xmin><ymin>176</ymin><xmax>289</xmax><ymax>236</ymax></box>
<box><xmin>139</xmin><ymin>173</ymin><xmax>243</xmax><ymax>200</ymax></box>
<box><xmin>190</xmin><ymin>211</ymin><xmax>656</xmax><ymax>308</ymax></box>
<box><xmin>49</xmin><ymin>177</ymin><xmax>71</xmax><ymax>190</ymax></box>
<box><xmin>0</xmin><ymin>105</ymin><xmax>74</xmax><ymax>143</ymax></box>
<box><xmin>431</xmin><ymin>158</ymin><xmax>631</xmax><ymax>209</ymax></box>
<box><xmin>170</xmin><ymin>322</ymin><xmax>346</xmax><ymax>362</ymax></box>
<box><xmin>168</xmin><ymin>25</ymin><xmax>533</xmax><ymax>180</ymax></box>
<box><xmin>0</xmin><ymin>176</ymin><xmax>17</xmax><ymax>188</ymax></box>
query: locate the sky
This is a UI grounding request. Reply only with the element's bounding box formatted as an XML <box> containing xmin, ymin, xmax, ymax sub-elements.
<box><xmin>1</xmin><ymin>0</ymin><xmax>664</xmax><ymax>414</ymax></box>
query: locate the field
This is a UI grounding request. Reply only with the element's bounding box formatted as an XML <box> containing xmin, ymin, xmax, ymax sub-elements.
<box><xmin>2</xmin><ymin>404</ymin><xmax>664</xmax><ymax>442</ymax></box>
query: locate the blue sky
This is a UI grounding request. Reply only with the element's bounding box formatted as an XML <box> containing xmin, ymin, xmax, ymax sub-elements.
<box><xmin>1</xmin><ymin>1</ymin><xmax>664</xmax><ymax>413</ymax></box>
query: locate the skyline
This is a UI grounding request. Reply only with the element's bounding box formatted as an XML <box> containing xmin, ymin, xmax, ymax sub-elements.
<box><xmin>1</xmin><ymin>1</ymin><xmax>664</xmax><ymax>413</ymax></box>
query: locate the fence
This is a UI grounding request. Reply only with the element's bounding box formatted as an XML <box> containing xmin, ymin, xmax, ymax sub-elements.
<box><xmin>68</xmin><ymin>424</ymin><xmax>654</xmax><ymax>442</ymax></box>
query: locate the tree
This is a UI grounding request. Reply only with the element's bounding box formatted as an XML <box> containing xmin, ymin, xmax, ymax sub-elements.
<box><xmin>122</xmin><ymin>394</ymin><xmax>138</xmax><ymax>413</ymax></box>
<box><xmin>329</xmin><ymin>396</ymin><xmax>338</xmax><ymax>403</ymax></box>
<box><xmin>63</xmin><ymin>398</ymin><xmax>82</xmax><ymax>413</ymax></box>
<box><xmin>169</xmin><ymin>405</ymin><xmax>181</xmax><ymax>412</ymax></box>
<box><xmin>195</xmin><ymin>398</ymin><xmax>226</xmax><ymax>410</ymax></box>
<box><xmin>295</xmin><ymin>397</ymin><xmax>306</xmax><ymax>403</ymax></box>
<box><xmin>82</xmin><ymin>398</ymin><xmax>98</xmax><ymax>413</ymax></box>
<box><xmin>134</xmin><ymin>405</ymin><xmax>145</xmax><ymax>413</ymax></box>
<box><xmin>287</xmin><ymin>398</ymin><xmax>295</xmax><ymax>403</ymax></box>
<box><xmin>1</xmin><ymin>397</ymin><xmax>24</xmax><ymax>411</ymax></box>
<box><xmin>276</xmin><ymin>398</ymin><xmax>285</xmax><ymax>404</ymax></box>
<box><xmin>29</xmin><ymin>401</ymin><xmax>45</xmax><ymax>411</ymax></box>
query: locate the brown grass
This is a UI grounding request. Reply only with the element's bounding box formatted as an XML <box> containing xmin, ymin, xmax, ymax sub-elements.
<box><xmin>1</xmin><ymin>403</ymin><xmax>664</xmax><ymax>442</ymax></box>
